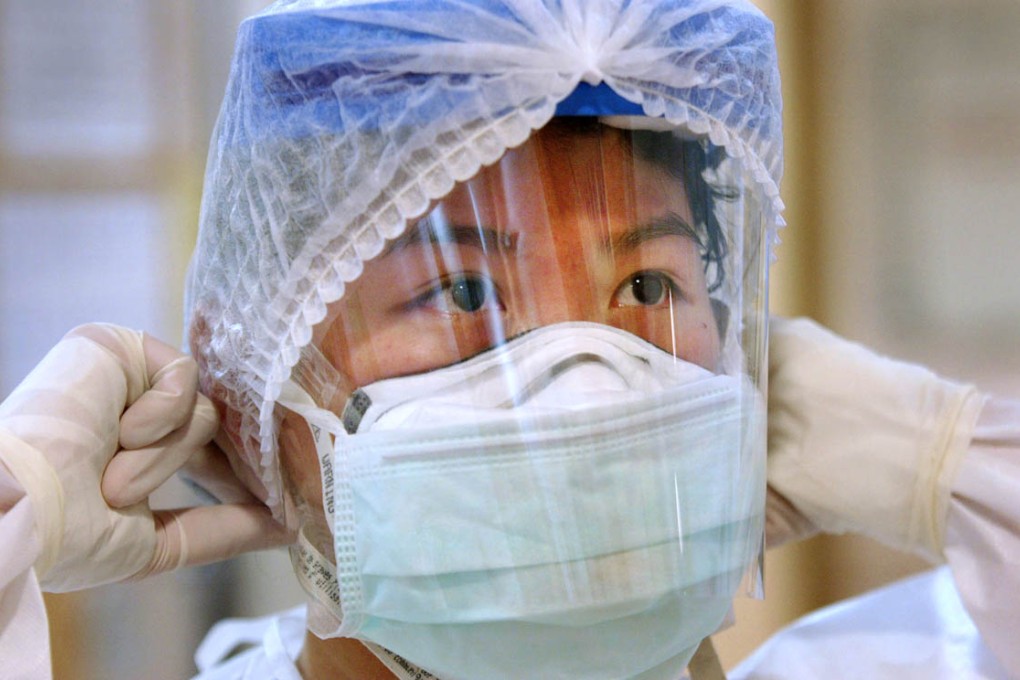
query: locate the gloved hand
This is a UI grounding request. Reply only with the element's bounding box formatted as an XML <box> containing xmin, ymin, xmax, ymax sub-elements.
<box><xmin>0</xmin><ymin>323</ymin><xmax>292</xmax><ymax>593</ymax></box>
<box><xmin>765</xmin><ymin>317</ymin><xmax>986</xmax><ymax>561</ymax></box>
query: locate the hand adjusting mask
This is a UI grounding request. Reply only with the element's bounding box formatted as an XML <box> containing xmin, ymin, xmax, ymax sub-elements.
<box><xmin>280</xmin><ymin>322</ymin><xmax>764</xmax><ymax>680</ymax></box>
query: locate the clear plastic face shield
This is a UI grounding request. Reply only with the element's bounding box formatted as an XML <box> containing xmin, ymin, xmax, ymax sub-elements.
<box><xmin>278</xmin><ymin>111</ymin><xmax>769</xmax><ymax>679</ymax></box>
<box><xmin>185</xmin><ymin>2</ymin><xmax>782</xmax><ymax>678</ymax></box>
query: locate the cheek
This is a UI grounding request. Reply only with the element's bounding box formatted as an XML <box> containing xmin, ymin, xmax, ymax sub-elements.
<box><xmin>330</xmin><ymin>312</ymin><xmax>503</xmax><ymax>388</ymax></box>
<box><xmin>345</xmin><ymin>326</ymin><xmax>450</xmax><ymax>382</ymax></box>
<box><xmin>679</xmin><ymin>314</ymin><xmax>722</xmax><ymax>370</ymax></box>
<box><xmin>318</xmin><ymin>292</ymin><xmax>428</xmax><ymax>388</ymax></box>
<box><xmin>321</xmin><ymin>269</ymin><xmax>511</xmax><ymax>387</ymax></box>
<box><xmin>674</xmin><ymin>292</ymin><xmax>724</xmax><ymax>370</ymax></box>
<box><xmin>612</xmin><ymin>306</ymin><xmax>721</xmax><ymax>371</ymax></box>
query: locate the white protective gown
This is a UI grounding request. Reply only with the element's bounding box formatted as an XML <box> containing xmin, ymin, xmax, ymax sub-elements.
<box><xmin>1</xmin><ymin>398</ymin><xmax>1018</xmax><ymax>679</ymax></box>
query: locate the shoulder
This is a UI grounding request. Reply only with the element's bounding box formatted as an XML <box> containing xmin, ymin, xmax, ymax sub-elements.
<box><xmin>729</xmin><ymin>566</ymin><xmax>1009</xmax><ymax>679</ymax></box>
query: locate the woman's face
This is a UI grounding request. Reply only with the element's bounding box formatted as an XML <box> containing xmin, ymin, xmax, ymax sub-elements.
<box><xmin>281</xmin><ymin>124</ymin><xmax>722</xmax><ymax>516</ymax></box>
<box><xmin>317</xmin><ymin>125</ymin><xmax>721</xmax><ymax>388</ymax></box>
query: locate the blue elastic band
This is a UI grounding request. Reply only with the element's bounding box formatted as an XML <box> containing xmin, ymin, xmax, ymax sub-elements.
<box><xmin>554</xmin><ymin>83</ymin><xmax>645</xmax><ymax>117</ymax></box>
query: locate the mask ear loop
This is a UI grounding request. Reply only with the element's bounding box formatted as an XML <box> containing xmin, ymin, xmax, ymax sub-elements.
<box><xmin>277</xmin><ymin>342</ymin><xmax>352</xmax><ymax>607</ymax></box>
<box><xmin>279</xmin><ymin>348</ymin><xmax>417</xmax><ymax>650</ymax></box>
<box><xmin>279</xmin><ymin>340</ymin><xmax>355</xmax><ymax>537</ymax></box>
<box><xmin>276</xmin><ymin>367</ymin><xmax>351</xmax><ymax>640</ymax></box>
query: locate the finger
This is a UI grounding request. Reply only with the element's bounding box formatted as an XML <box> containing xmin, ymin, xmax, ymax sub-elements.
<box><xmin>64</xmin><ymin>323</ymin><xmax>148</xmax><ymax>403</ymax></box>
<box><xmin>176</xmin><ymin>440</ymin><xmax>262</xmax><ymax>505</ymax></box>
<box><xmin>143</xmin><ymin>504</ymin><xmax>295</xmax><ymax>576</ymax></box>
<box><xmin>103</xmin><ymin>394</ymin><xmax>219</xmax><ymax>507</ymax></box>
<box><xmin>119</xmin><ymin>335</ymin><xmax>200</xmax><ymax>449</ymax></box>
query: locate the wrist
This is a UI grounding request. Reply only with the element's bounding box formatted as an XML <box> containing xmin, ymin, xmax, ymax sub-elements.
<box><xmin>0</xmin><ymin>427</ymin><xmax>65</xmax><ymax>577</ymax></box>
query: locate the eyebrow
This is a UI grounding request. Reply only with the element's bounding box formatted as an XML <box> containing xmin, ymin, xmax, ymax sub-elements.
<box><xmin>604</xmin><ymin>212</ymin><xmax>702</xmax><ymax>254</ymax></box>
<box><xmin>381</xmin><ymin>216</ymin><xmax>514</xmax><ymax>257</ymax></box>
<box><xmin>382</xmin><ymin>211</ymin><xmax>698</xmax><ymax>256</ymax></box>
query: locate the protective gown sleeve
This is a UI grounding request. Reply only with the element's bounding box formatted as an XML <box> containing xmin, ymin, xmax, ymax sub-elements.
<box><xmin>0</xmin><ymin>453</ymin><xmax>52</xmax><ymax>680</ymax></box>
<box><xmin>734</xmin><ymin>396</ymin><xmax>1020</xmax><ymax>679</ymax></box>
<box><xmin>943</xmin><ymin>396</ymin><xmax>1020</xmax><ymax>674</ymax></box>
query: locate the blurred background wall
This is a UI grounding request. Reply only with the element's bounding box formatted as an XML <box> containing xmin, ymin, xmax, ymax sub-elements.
<box><xmin>1</xmin><ymin>0</ymin><xmax>1017</xmax><ymax>676</ymax></box>
<box><xmin>0</xmin><ymin>3</ymin><xmax>302</xmax><ymax>678</ymax></box>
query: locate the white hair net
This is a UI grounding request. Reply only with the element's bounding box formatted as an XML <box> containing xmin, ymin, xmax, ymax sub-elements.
<box><xmin>184</xmin><ymin>0</ymin><xmax>784</xmax><ymax>519</ymax></box>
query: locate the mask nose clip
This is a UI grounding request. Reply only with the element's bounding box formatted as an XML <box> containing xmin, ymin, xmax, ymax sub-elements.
<box><xmin>344</xmin><ymin>323</ymin><xmax>712</xmax><ymax>434</ymax></box>
<box><xmin>507</xmin><ymin>351</ymin><xmax>642</xmax><ymax>409</ymax></box>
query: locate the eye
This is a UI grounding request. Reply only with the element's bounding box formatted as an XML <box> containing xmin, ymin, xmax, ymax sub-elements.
<box><xmin>449</xmin><ymin>276</ymin><xmax>492</xmax><ymax>312</ymax></box>
<box><xmin>415</xmin><ymin>274</ymin><xmax>502</xmax><ymax>314</ymax></box>
<box><xmin>613</xmin><ymin>271</ymin><xmax>677</xmax><ymax>307</ymax></box>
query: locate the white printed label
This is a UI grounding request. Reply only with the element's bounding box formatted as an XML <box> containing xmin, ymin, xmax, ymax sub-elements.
<box><xmin>292</xmin><ymin>531</ymin><xmax>341</xmax><ymax>611</ymax></box>
<box><xmin>293</xmin><ymin>533</ymin><xmax>436</xmax><ymax>680</ymax></box>
<box><xmin>307</xmin><ymin>421</ymin><xmax>336</xmax><ymax>533</ymax></box>
<box><xmin>363</xmin><ymin>641</ymin><xmax>439</xmax><ymax>680</ymax></box>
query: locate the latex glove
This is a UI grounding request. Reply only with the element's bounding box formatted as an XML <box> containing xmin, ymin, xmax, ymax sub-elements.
<box><xmin>0</xmin><ymin>323</ymin><xmax>291</xmax><ymax>592</ymax></box>
<box><xmin>765</xmin><ymin>317</ymin><xmax>986</xmax><ymax>561</ymax></box>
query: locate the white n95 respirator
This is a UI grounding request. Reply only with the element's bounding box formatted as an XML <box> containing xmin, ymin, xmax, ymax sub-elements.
<box><xmin>184</xmin><ymin>0</ymin><xmax>783</xmax><ymax>677</ymax></box>
<box><xmin>281</xmin><ymin>323</ymin><xmax>764</xmax><ymax>679</ymax></box>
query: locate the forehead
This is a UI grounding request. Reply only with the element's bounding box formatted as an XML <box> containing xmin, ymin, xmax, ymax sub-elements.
<box><xmin>437</xmin><ymin>122</ymin><xmax>692</xmax><ymax>231</ymax></box>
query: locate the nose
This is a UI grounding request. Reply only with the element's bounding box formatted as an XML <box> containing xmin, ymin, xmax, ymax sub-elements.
<box><xmin>504</xmin><ymin>266</ymin><xmax>606</xmax><ymax>338</ymax></box>
<box><xmin>503</xmin><ymin>227</ymin><xmax>609</xmax><ymax>337</ymax></box>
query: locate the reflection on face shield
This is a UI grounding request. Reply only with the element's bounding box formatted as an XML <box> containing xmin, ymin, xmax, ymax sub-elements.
<box><xmin>317</xmin><ymin>120</ymin><xmax>730</xmax><ymax>395</ymax></box>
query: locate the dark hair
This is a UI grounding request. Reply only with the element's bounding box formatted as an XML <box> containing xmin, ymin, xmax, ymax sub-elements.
<box><xmin>540</xmin><ymin>117</ymin><xmax>732</xmax><ymax>294</ymax></box>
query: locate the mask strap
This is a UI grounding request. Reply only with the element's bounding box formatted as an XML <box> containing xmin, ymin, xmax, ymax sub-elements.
<box><xmin>278</xmin><ymin>380</ymin><xmax>344</xmax><ymax>536</ymax></box>
<box><xmin>291</xmin><ymin>528</ymin><xmax>343</xmax><ymax>634</ymax></box>
<box><xmin>279</xmin><ymin>382</ymin><xmax>353</xmax><ymax>639</ymax></box>
<box><xmin>278</xmin><ymin>374</ymin><xmax>348</xmax><ymax>639</ymax></box>
<box><xmin>292</xmin><ymin>523</ymin><xmax>438</xmax><ymax>678</ymax></box>
<box><xmin>361</xmin><ymin>641</ymin><xmax>440</xmax><ymax>680</ymax></box>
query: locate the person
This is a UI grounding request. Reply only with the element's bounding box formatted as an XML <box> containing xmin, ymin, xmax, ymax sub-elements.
<box><xmin>0</xmin><ymin>2</ymin><xmax>1016</xmax><ymax>680</ymax></box>
<box><xmin>178</xmin><ymin>1</ymin><xmax>1018</xmax><ymax>679</ymax></box>
<box><xmin>184</xmin><ymin>1</ymin><xmax>783</xmax><ymax>677</ymax></box>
